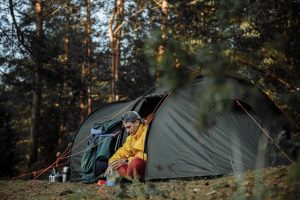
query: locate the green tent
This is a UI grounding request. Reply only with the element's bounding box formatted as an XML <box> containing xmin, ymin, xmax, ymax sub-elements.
<box><xmin>69</xmin><ymin>76</ymin><xmax>291</xmax><ymax>181</ymax></box>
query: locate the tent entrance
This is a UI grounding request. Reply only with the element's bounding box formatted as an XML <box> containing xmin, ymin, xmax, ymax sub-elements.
<box><xmin>120</xmin><ymin>95</ymin><xmax>167</xmax><ymax>144</ymax></box>
<box><xmin>137</xmin><ymin>95</ymin><xmax>167</xmax><ymax>121</ymax></box>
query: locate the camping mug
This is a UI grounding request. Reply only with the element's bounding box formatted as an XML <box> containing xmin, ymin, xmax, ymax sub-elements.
<box><xmin>62</xmin><ymin>167</ymin><xmax>70</xmax><ymax>174</ymax></box>
<box><xmin>106</xmin><ymin>171</ymin><xmax>118</xmax><ymax>187</ymax></box>
<box><xmin>62</xmin><ymin>173</ymin><xmax>68</xmax><ymax>182</ymax></box>
<box><xmin>61</xmin><ymin>167</ymin><xmax>70</xmax><ymax>182</ymax></box>
<box><xmin>106</xmin><ymin>179</ymin><xmax>116</xmax><ymax>187</ymax></box>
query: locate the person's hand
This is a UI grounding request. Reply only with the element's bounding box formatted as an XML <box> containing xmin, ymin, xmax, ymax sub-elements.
<box><xmin>110</xmin><ymin>159</ymin><xmax>128</xmax><ymax>170</ymax></box>
<box><xmin>104</xmin><ymin>165</ymin><xmax>113</xmax><ymax>177</ymax></box>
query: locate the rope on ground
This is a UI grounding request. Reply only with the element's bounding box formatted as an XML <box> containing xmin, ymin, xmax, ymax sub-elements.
<box><xmin>30</xmin><ymin>143</ymin><xmax>72</xmax><ymax>183</ymax></box>
<box><xmin>12</xmin><ymin>96</ymin><xmax>147</xmax><ymax>181</ymax></box>
<box><xmin>11</xmin><ymin>132</ymin><xmax>115</xmax><ymax>180</ymax></box>
<box><xmin>16</xmin><ymin>100</ymin><xmax>136</xmax><ymax>181</ymax></box>
<box><xmin>10</xmin><ymin>161</ymin><xmax>69</xmax><ymax>180</ymax></box>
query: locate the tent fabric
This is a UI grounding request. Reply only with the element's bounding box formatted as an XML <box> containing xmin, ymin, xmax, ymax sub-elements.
<box><xmin>145</xmin><ymin>77</ymin><xmax>288</xmax><ymax>179</ymax></box>
<box><xmin>69</xmin><ymin>76</ymin><xmax>290</xmax><ymax>181</ymax></box>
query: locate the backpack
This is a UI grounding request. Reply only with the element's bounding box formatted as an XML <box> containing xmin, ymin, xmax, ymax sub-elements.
<box><xmin>80</xmin><ymin>119</ymin><xmax>123</xmax><ymax>183</ymax></box>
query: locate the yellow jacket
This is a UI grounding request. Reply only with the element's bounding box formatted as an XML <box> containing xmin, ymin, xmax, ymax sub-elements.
<box><xmin>109</xmin><ymin>124</ymin><xmax>148</xmax><ymax>164</ymax></box>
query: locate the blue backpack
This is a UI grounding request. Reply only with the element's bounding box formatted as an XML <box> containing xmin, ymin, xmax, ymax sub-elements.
<box><xmin>81</xmin><ymin>119</ymin><xmax>123</xmax><ymax>183</ymax></box>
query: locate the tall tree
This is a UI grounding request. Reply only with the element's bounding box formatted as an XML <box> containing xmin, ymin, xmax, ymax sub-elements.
<box><xmin>60</xmin><ymin>0</ymin><xmax>71</xmax><ymax>133</ymax></box>
<box><xmin>117</xmin><ymin>0</ymin><xmax>155</xmax><ymax>98</ymax></box>
<box><xmin>109</xmin><ymin>0</ymin><xmax>124</xmax><ymax>101</ymax></box>
<box><xmin>80</xmin><ymin>0</ymin><xmax>92</xmax><ymax>122</ymax></box>
<box><xmin>156</xmin><ymin>0</ymin><xmax>168</xmax><ymax>81</ymax></box>
<box><xmin>29</xmin><ymin>0</ymin><xmax>43</xmax><ymax>165</ymax></box>
<box><xmin>85</xmin><ymin>0</ymin><xmax>92</xmax><ymax>115</ymax></box>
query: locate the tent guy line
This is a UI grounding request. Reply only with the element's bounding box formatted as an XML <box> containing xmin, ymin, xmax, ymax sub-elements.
<box><xmin>9</xmin><ymin>100</ymin><xmax>138</xmax><ymax>181</ymax></box>
<box><xmin>236</xmin><ymin>99</ymin><xmax>293</xmax><ymax>164</ymax></box>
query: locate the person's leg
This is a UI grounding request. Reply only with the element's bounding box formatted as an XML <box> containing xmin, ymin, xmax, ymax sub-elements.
<box><xmin>116</xmin><ymin>164</ymin><xmax>128</xmax><ymax>176</ymax></box>
<box><xmin>127</xmin><ymin>157</ymin><xmax>146</xmax><ymax>178</ymax></box>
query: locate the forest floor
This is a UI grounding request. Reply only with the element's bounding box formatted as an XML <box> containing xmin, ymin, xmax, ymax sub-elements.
<box><xmin>1</xmin><ymin>162</ymin><xmax>300</xmax><ymax>200</ymax></box>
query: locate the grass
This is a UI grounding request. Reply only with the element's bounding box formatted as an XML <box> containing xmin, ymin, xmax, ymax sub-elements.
<box><xmin>0</xmin><ymin>163</ymin><xmax>300</xmax><ymax>199</ymax></box>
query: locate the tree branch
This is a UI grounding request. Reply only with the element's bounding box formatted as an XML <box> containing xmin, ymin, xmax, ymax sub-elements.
<box><xmin>113</xmin><ymin>4</ymin><xmax>159</xmax><ymax>36</ymax></box>
<box><xmin>8</xmin><ymin>0</ymin><xmax>32</xmax><ymax>54</ymax></box>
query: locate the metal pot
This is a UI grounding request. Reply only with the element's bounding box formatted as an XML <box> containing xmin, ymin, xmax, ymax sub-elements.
<box><xmin>49</xmin><ymin>174</ymin><xmax>62</xmax><ymax>182</ymax></box>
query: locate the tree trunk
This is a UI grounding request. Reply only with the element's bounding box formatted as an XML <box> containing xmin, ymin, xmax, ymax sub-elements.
<box><xmin>80</xmin><ymin>0</ymin><xmax>92</xmax><ymax>122</ymax></box>
<box><xmin>86</xmin><ymin>0</ymin><xmax>92</xmax><ymax>114</ymax></box>
<box><xmin>108</xmin><ymin>6</ymin><xmax>116</xmax><ymax>102</ymax></box>
<box><xmin>156</xmin><ymin>0</ymin><xmax>169</xmax><ymax>81</ymax></box>
<box><xmin>109</xmin><ymin>0</ymin><xmax>124</xmax><ymax>102</ymax></box>
<box><xmin>80</xmin><ymin>67</ymin><xmax>87</xmax><ymax>122</ymax></box>
<box><xmin>63</xmin><ymin>2</ymin><xmax>70</xmax><ymax>64</ymax></box>
<box><xmin>60</xmin><ymin>0</ymin><xmax>71</xmax><ymax>133</ymax></box>
<box><xmin>30</xmin><ymin>0</ymin><xmax>43</xmax><ymax>165</ymax></box>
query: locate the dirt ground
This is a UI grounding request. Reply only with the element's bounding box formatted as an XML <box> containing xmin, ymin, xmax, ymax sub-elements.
<box><xmin>1</xmin><ymin>163</ymin><xmax>300</xmax><ymax>200</ymax></box>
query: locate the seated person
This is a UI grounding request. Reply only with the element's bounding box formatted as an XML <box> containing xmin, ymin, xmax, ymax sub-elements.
<box><xmin>104</xmin><ymin>111</ymin><xmax>148</xmax><ymax>179</ymax></box>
